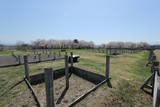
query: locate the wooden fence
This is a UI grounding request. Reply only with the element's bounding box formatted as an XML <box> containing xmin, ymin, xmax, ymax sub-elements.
<box><xmin>94</xmin><ymin>48</ymin><xmax>146</xmax><ymax>55</ymax></box>
<box><xmin>0</xmin><ymin>53</ymin><xmax>64</xmax><ymax>67</ymax></box>
<box><xmin>144</xmin><ymin>50</ymin><xmax>160</xmax><ymax>107</ymax></box>
<box><xmin>23</xmin><ymin>52</ymin><xmax>111</xmax><ymax>107</ymax></box>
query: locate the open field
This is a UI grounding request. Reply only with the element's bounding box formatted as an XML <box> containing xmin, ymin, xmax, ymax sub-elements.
<box><xmin>0</xmin><ymin>49</ymin><xmax>152</xmax><ymax>106</ymax></box>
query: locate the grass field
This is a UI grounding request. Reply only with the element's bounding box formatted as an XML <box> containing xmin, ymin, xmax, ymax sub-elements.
<box><xmin>155</xmin><ymin>50</ymin><xmax>160</xmax><ymax>61</ymax></box>
<box><xmin>0</xmin><ymin>49</ymin><xmax>152</xmax><ymax>106</ymax></box>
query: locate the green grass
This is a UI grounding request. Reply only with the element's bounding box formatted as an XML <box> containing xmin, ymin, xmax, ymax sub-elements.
<box><xmin>155</xmin><ymin>50</ymin><xmax>160</xmax><ymax>61</ymax></box>
<box><xmin>0</xmin><ymin>49</ymin><xmax>152</xmax><ymax>106</ymax></box>
<box><xmin>75</xmin><ymin>50</ymin><xmax>152</xmax><ymax>107</ymax></box>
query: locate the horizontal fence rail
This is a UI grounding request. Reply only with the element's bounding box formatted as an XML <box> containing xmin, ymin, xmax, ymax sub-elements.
<box><xmin>0</xmin><ymin>53</ymin><xmax>64</xmax><ymax>68</ymax></box>
<box><xmin>141</xmin><ymin>50</ymin><xmax>160</xmax><ymax>107</ymax></box>
<box><xmin>148</xmin><ymin>50</ymin><xmax>160</xmax><ymax>107</ymax></box>
<box><xmin>153</xmin><ymin>71</ymin><xmax>160</xmax><ymax>107</ymax></box>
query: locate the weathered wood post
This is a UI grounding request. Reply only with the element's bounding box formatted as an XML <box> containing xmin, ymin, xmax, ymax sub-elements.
<box><xmin>152</xmin><ymin>61</ymin><xmax>159</xmax><ymax>95</ymax></box>
<box><xmin>53</xmin><ymin>52</ymin><xmax>56</xmax><ymax>60</ymax></box>
<box><xmin>152</xmin><ymin>55</ymin><xmax>157</xmax><ymax>62</ymax></box>
<box><xmin>44</xmin><ymin>68</ymin><xmax>54</xmax><ymax>107</ymax></box>
<box><xmin>151</xmin><ymin>56</ymin><xmax>157</xmax><ymax>73</ymax></box>
<box><xmin>155</xmin><ymin>86</ymin><xmax>160</xmax><ymax>107</ymax></box>
<box><xmin>70</xmin><ymin>52</ymin><xmax>73</xmax><ymax>73</ymax></box>
<box><xmin>38</xmin><ymin>54</ymin><xmax>41</xmax><ymax>62</ymax></box>
<box><xmin>153</xmin><ymin>63</ymin><xmax>160</xmax><ymax>107</ymax></box>
<box><xmin>23</xmin><ymin>55</ymin><xmax>30</xmax><ymax>81</ymax></box>
<box><xmin>106</xmin><ymin>56</ymin><xmax>112</xmax><ymax>88</ymax></box>
<box><xmin>18</xmin><ymin>55</ymin><xmax>21</xmax><ymax>65</ymax></box>
<box><xmin>65</xmin><ymin>52</ymin><xmax>69</xmax><ymax>89</ymax></box>
<box><xmin>70</xmin><ymin>52</ymin><xmax>73</xmax><ymax>67</ymax></box>
<box><xmin>106</xmin><ymin>56</ymin><xmax>110</xmax><ymax>79</ymax></box>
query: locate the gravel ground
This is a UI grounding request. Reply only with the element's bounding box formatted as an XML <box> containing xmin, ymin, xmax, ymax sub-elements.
<box><xmin>32</xmin><ymin>74</ymin><xmax>95</xmax><ymax>107</ymax></box>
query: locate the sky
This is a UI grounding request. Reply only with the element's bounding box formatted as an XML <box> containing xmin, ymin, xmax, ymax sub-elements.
<box><xmin>0</xmin><ymin>0</ymin><xmax>160</xmax><ymax>45</ymax></box>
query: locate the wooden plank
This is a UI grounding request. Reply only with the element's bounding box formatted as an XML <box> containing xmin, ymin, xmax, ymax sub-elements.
<box><xmin>153</xmin><ymin>71</ymin><xmax>160</xmax><ymax>107</ymax></box>
<box><xmin>18</xmin><ymin>55</ymin><xmax>21</xmax><ymax>64</ymax></box>
<box><xmin>65</xmin><ymin>52</ymin><xmax>69</xmax><ymax>89</ymax></box>
<box><xmin>156</xmin><ymin>85</ymin><xmax>160</xmax><ymax>107</ymax></box>
<box><xmin>106</xmin><ymin>56</ymin><xmax>110</xmax><ymax>78</ymax></box>
<box><xmin>24</xmin><ymin>55</ymin><xmax>30</xmax><ymax>81</ymax></box>
<box><xmin>44</xmin><ymin>68</ymin><xmax>54</xmax><ymax>107</ymax></box>
<box><xmin>24</xmin><ymin>78</ymin><xmax>41</xmax><ymax>107</ymax></box>
<box><xmin>69</xmin><ymin>79</ymin><xmax>108</xmax><ymax>107</ymax></box>
<box><xmin>70</xmin><ymin>52</ymin><xmax>73</xmax><ymax>67</ymax></box>
<box><xmin>38</xmin><ymin>54</ymin><xmax>41</xmax><ymax>62</ymax></box>
<box><xmin>0</xmin><ymin>54</ymin><xmax>65</xmax><ymax>68</ymax></box>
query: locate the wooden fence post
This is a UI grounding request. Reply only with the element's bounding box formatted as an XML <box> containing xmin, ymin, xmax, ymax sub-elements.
<box><xmin>53</xmin><ymin>52</ymin><xmax>56</xmax><ymax>60</ymax></box>
<box><xmin>65</xmin><ymin>52</ymin><xmax>69</xmax><ymax>89</ymax></box>
<box><xmin>23</xmin><ymin>55</ymin><xmax>30</xmax><ymax>81</ymax></box>
<box><xmin>155</xmin><ymin>86</ymin><xmax>160</xmax><ymax>107</ymax></box>
<box><xmin>106</xmin><ymin>56</ymin><xmax>112</xmax><ymax>88</ymax></box>
<box><xmin>44</xmin><ymin>68</ymin><xmax>54</xmax><ymax>107</ymax></box>
<box><xmin>38</xmin><ymin>54</ymin><xmax>41</xmax><ymax>62</ymax></box>
<box><xmin>18</xmin><ymin>55</ymin><xmax>21</xmax><ymax>65</ymax></box>
<box><xmin>106</xmin><ymin>56</ymin><xmax>110</xmax><ymax>79</ymax></box>
<box><xmin>70</xmin><ymin>52</ymin><xmax>73</xmax><ymax>67</ymax></box>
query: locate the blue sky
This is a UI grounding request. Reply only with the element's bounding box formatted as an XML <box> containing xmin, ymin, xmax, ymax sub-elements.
<box><xmin>0</xmin><ymin>0</ymin><xmax>160</xmax><ymax>45</ymax></box>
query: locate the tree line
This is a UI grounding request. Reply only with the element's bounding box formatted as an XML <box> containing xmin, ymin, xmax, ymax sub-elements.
<box><xmin>99</xmin><ymin>41</ymin><xmax>150</xmax><ymax>49</ymax></box>
<box><xmin>31</xmin><ymin>39</ymin><xmax>95</xmax><ymax>49</ymax></box>
<box><xmin>13</xmin><ymin>39</ymin><xmax>150</xmax><ymax>51</ymax></box>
